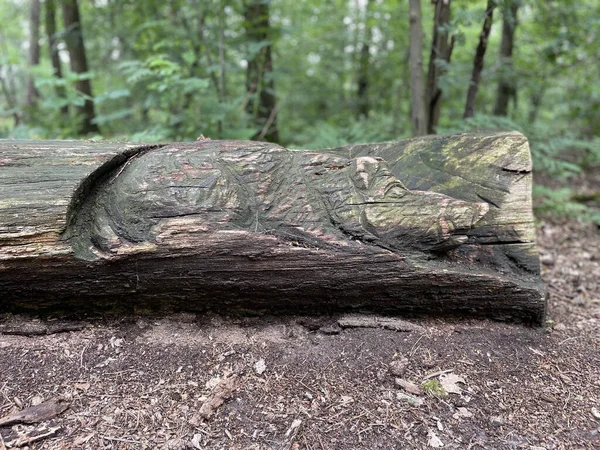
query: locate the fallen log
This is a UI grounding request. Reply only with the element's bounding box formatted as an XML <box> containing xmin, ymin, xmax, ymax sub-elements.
<box><xmin>0</xmin><ymin>132</ymin><xmax>546</xmax><ymax>322</ymax></box>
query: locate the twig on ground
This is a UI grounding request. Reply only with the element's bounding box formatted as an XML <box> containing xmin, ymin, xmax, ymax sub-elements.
<box><xmin>7</xmin><ymin>426</ymin><xmax>60</xmax><ymax>448</ymax></box>
<box><xmin>422</xmin><ymin>369</ymin><xmax>454</xmax><ymax>381</ymax></box>
<box><xmin>0</xmin><ymin>397</ymin><xmax>69</xmax><ymax>427</ymax></box>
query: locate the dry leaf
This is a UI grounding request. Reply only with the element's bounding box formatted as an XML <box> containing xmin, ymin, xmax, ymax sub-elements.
<box><xmin>191</xmin><ymin>374</ymin><xmax>238</xmax><ymax>423</ymax></box>
<box><xmin>427</xmin><ymin>429</ymin><xmax>444</xmax><ymax>448</ymax></box>
<box><xmin>254</xmin><ymin>358</ymin><xmax>266</xmax><ymax>375</ymax></box>
<box><xmin>453</xmin><ymin>407</ymin><xmax>473</xmax><ymax>419</ymax></box>
<box><xmin>439</xmin><ymin>373</ymin><xmax>465</xmax><ymax>395</ymax></box>
<box><xmin>285</xmin><ymin>419</ymin><xmax>302</xmax><ymax>437</ymax></box>
<box><xmin>73</xmin><ymin>433</ymin><xmax>95</xmax><ymax>446</ymax></box>
<box><xmin>191</xmin><ymin>434</ymin><xmax>203</xmax><ymax>449</ymax></box>
<box><xmin>73</xmin><ymin>382</ymin><xmax>90</xmax><ymax>392</ymax></box>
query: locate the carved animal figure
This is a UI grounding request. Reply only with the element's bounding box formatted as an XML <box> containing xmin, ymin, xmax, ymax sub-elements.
<box><xmin>66</xmin><ymin>140</ymin><xmax>488</xmax><ymax>260</ymax></box>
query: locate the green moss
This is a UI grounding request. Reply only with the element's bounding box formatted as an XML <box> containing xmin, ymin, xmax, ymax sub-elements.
<box><xmin>422</xmin><ymin>379</ymin><xmax>447</xmax><ymax>397</ymax></box>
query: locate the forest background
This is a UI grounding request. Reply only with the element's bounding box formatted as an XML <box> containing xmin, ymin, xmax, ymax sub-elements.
<box><xmin>0</xmin><ymin>0</ymin><xmax>598</xmax><ymax>223</ymax></box>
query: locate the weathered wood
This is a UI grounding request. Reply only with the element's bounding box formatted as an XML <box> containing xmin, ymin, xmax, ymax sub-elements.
<box><xmin>0</xmin><ymin>132</ymin><xmax>546</xmax><ymax>322</ymax></box>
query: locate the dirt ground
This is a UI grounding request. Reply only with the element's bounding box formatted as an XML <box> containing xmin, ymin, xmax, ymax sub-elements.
<box><xmin>0</xmin><ymin>216</ymin><xmax>599</xmax><ymax>450</ymax></box>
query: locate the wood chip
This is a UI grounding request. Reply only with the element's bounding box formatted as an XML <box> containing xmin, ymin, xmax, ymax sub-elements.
<box><xmin>0</xmin><ymin>397</ymin><xmax>69</xmax><ymax>427</ymax></box>
<box><xmin>396</xmin><ymin>392</ymin><xmax>423</xmax><ymax>407</ymax></box>
<box><xmin>422</xmin><ymin>369</ymin><xmax>454</xmax><ymax>381</ymax></box>
<box><xmin>395</xmin><ymin>378</ymin><xmax>423</xmax><ymax>395</ymax></box>
<box><xmin>190</xmin><ymin>374</ymin><xmax>238</xmax><ymax>424</ymax></box>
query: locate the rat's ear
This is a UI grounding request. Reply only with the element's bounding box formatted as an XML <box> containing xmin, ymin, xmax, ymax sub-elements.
<box><xmin>351</xmin><ymin>156</ymin><xmax>385</xmax><ymax>190</ymax></box>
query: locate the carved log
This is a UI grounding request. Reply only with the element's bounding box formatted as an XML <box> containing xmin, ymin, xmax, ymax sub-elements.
<box><xmin>0</xmin><ymin>132</ymin><xmax>546</xmax><ymax>322</ymax></box>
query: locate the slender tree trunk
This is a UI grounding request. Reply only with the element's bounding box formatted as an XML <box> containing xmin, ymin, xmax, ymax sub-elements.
<box><xmin>528</xmin><ymin>87</ymin><xmax>544</xmax><ymax>124</ymax></box>
<box><xmin>0</xmin><ymin>71</ymin><xmax>20</xmax><ymax>125</ymax></box>
<box><xmin>61</xmin><ymin>0</ymin><xmax>99</xmax><ymax>135</ymax></box>
<box><xmin>45</xmin><ymin>0</ymin><xmax>69</xmax><ymax>117</ymax></box>
<box><xmin>392</xmin><ymin>50</ymin><xmax>410</xmax><ymax>137</ymax></box>
<box><xmin>493</xmin><ymin>0</ymin><xmax>519</xmax><ymax>116</ymax></box>
<box><xmin>0</xmin><ymin>29</ymin><xmax>21</xmax><ymax>125</ymax></box>
<box><xmin>464</xmin><ymin>0</ymin><xmax>496</xmax><ymax>119</ymax></box>
<box><xmin>357</xmin><ymin>0</ymin><xmax>373</xmax><ymax>119</ymax></box>
<box><xmin>425</xmin><ymin>0</ymin><xmax>453</xmax><ymax>134</ymax></box>
<box><xmin>25</xmin><ymin>0</ymin><xmax>41</xmax><ymax>109</ymax></box>
<box><xmin>408</xmin><ymin>0</ymin><xmax>427</xmax><ymax>136</ymax></box>
<box><xmin>218</xmin><ymin>0</ymin><xmax>227</xmax><ymax>138</ymax></box>
<box><xmin>243</xmin><ymin>0</ymin><xmax>279</xmax><ymax>143</ymax></box>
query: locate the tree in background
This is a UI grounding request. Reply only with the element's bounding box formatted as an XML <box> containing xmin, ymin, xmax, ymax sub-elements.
<box><xmin>494</xmin><ymin>0</ymin><xmax>519</xmax><ymax>116</ymax></box>
<box><xmin>61</xmin><ymin>0</ymin><xmax>99</xmax><ymax>134</ymax></box>
<box><xmin>464</xmin><ymin>0</ymin><xmax>496</xmax><ymax>119</ymax></box>
<box><xmin>243</xmin><ymin>0</ymin><xmax>278</xmax><ymax>143</ymax></box>
<box><xmin>493</xmin><ymin>0</ymin><xmax>519</xmax><ymax>116</ymax></box>
<box><xmin>24</xmin><ymin>0</ymin><xmax>40</xmax><ymax>110</ymax></box>
<box><xmin>356</xmin><ymin>0</ymin><xmax>373</xmax><ymax>119</ymax></box>
<box><xmin>425</xmin><ymin>0</ymin><xmax>453</xmax><ymax>134</ymax></box>
<box><xmin>408</xmin><ymin>0</ymin><xmax>427</xmax><ymax>136</ymax></box>
<box><xmin>45</xmin><ymin>0</ymin><xmax>68</xmax><ymax>117</ymax></box>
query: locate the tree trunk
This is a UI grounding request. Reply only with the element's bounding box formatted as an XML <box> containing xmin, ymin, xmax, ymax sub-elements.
<box><xmin>528</xmin><ymin>86</ymin><xmax>544</xmax><ymax>124</ymax></box>
<box><xmin>493</xmin><ymin>0</ymin><xmax>519</xmax><ymax>116</ymax></box>
<box><xmin>218</xmin><ymin>0</ymin><xmax>227</xmax><ymax>138</ymax></box>
<box><xmin>408</xmin><ymin>0</ymin><xmax>427</xmax><ymax>136</ymax></box>
<box><xmin>425</xmin><ymin>0</ymin><xmax>453</xmax><ymax>134</ymax></box>
<box><xmin>0</xmin><ymin>132</ymin><xmax>545</xmax><ymax>323</ymax></box>
<box><xmin>61</xmin><ymin>0</ymin><xmax>99</xmax><ymax>135</ymax></box>
<box><xmin>357</xmin><ymin>0</ymin><xmax>373</xmax><ymax>119</ymax></box>
<box><xmin>0</xmin><ymin>72</ymin><xmax>20</xmax><ymax>125</ymax></box>
<box><xmin>25</xmin><ymin>0</ymin><xmax>41</xmax><ymax>109</ymax></box>
<box><xmin>45</xmin><ymin>0</ymin><xmax>69</xmax><ymax>117</ymax></box>
<box><xmin>243</xmin><ymin>0</ymin><xmax>279</xmax><ymax>143</ymax></box>
<box><xmin>464</xmin><ymin>0</ymin><xmax>496</xmax><ymax>119</ymax></box>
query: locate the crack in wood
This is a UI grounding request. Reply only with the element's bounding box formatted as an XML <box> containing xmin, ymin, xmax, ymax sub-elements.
<box><xmin>476</xmin><ymin>193</ymin><xmax>501</xmax><ymax>209</ymax></box>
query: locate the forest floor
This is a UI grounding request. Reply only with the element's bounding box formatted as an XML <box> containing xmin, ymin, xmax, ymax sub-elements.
<box><xmin>1</xmin><ymin>211</ymin><xmax>599</xmax><ymax>449</ymax></box>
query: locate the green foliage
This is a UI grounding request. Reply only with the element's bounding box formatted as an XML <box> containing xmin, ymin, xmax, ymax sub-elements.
<box><xmin>422</xmin><ymin>380</ymin><xmax>447</xmax><ymax>397</ymax></box>
<box><xmin>290</xmin><ymin>114</ymin><xmax>402</xmax><ymax>149</ymax></box>
<box><xmin>534</xmin><ymin>186</ymin><xmax>600</xmax><ymax>225</ymax></box>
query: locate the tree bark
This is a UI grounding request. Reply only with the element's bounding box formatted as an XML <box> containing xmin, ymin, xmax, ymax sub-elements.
<box><xmin>357</xmin><ymin>0</ymin><xmax>373</xmax><ymax>119</ymax></box>
<box><xmin>243</xmin><ymin>0</ymin><xmax>279</xmax><ymax>143</ymax></box>
<box><xmin>493</xmin><ymin>0</ymin><xmax>519</xmax><ymax>116</ymax></box>
<box><xmin>425</xmin><ymin>0</ymin><xmax>453</xmax><ymax>134</ymax></box>
<box><xmin>45</xmin><ymin>0</ymin><xmax>69</xmax><ymax>117</ymax></box>
<box><xmin>464</xmin><ymin>0</ymin><xmax>496</xmax><ymax>119</ymax></box>
<box><xmin>408</xmin><ymin>0</ymin><xmax>427</xmax><ymax>136</ymax></box>
<box><xmin>528</xmin><ymin>86</ymin><xmax>544</xmax><ymax>124</ymax></box>
<box><xmin>61</xmin><ymin>0</ymin><xmax>99</xmax><ymax>135</ymax></box>
<box><xmin>0</xmin><ymin>71</ymin><xmax>20</xmax><ymax>125</ymax></box>
<box><xmin>25</xmin><ymin>0</ymin><xmax>41</xmax><ymax>109</ymax></box>
<box><xmin>0</xmin><ymin>132</ymin><xmax>545</xmax><ymax>323</ymax></box>
<box><xmin>218</xmin><ymin>0</ymin><xmax>227</xmax><ymax>138</ymax></box>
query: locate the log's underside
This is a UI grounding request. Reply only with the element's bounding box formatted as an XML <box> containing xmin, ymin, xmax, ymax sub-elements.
<box><xmin>0</xmin><ymin>132</ymin><xmax>546</xmax><ymax>322</ymax></box>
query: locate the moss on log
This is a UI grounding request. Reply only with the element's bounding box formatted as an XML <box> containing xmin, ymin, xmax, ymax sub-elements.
<box><xmin>0</xmin><ymin>132</ymin><xmax>546</xmax><ymax>322</ymax></box>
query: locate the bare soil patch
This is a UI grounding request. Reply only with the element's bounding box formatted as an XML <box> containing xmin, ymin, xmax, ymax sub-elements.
<box><xmin>1</xmin><ymin>219</ymin><xmax>599</xmax><ymax>449</ymax></box>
